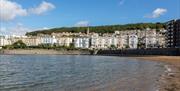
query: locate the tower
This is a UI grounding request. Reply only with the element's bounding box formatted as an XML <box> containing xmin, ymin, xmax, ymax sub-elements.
<box><xmin>86</xmin><ymin>27</ymin><xmax>90</xmax><ymax>34</ymax></box>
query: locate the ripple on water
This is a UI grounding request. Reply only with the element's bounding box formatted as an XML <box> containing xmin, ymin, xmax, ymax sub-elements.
<box><xmin>0</xmin><ymin>55</ymin><xmax>165</xmax><ymax>91</ymax></box>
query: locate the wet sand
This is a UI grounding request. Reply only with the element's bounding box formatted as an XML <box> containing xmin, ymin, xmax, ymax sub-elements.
<box><xmin>133</xmin><ymin>56</ymin><xmax>180</xmax><ymax>91</ymax></box>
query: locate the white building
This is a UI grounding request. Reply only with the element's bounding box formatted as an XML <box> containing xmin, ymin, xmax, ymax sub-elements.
<box><xmin>0</xmin><ymin>36</ymin><xmax>12</xmax><ymax>46</ymax></box>
<box><xmin>90</xmin><ymin>34</ymin><xmax>100</xmax><ymax>49</ymax></box>
<box><xmin>91</xmin><ymin>37</ymin><xmax>106</xmax><ymax>49</ymax></box>
<box><xmin>40</xmin><ymin>35</ymin><xmax>57</xmax><ymax>44</ymax></box>
<box><xmin>98</xmin><ymin>37</ymin><xmax>106</xmax><ymax>49</ymax></box>
<box><xmin>91</xmin><ymin>36</ymin><xmax>118</xmax><ymax>49</ymax></box>
<box><xmin>22</xmin><ymin>36</ymin><xmax>41</xmax><ymax>46</ymax></box>
<box><xmin>145</xmin><ymin>36</ymin><xmax>157</xmax><ymax>48</ymax></box>
<box><xmin>74</xmin><ymin>37</ymin><xmax>90</xmax><ymax>48</ymax></box>
<box><xmin>56</xmin><ymin>37</ymin><xmax>73</xmax><ymax>46</ymax></box>
<box><xmin>144</xmin><ymin>30</ymin><xmax>157</xmax><ymax>48</ymax></box>
<box><xmin>91</xmin><ymin>37</ymin><xmax>99</xmax><ymax>49</ymax></box>
<box><xmin>0</xmin><ymin>36</ymin><xmax>5</xmax><ymax>46</ymax></box>
<box><xmin>111</xmin><ymin>36</ymin><xmax>118</xmax><ymax>47</ymax></box>
<box><xmin>156</xmin><ymin>33</ymin><xmax>166</xmax><ymax>48</ymax></box>
<box><xmin>116</xmin><ymin>35</ymin><xmax>129</xmax><ymax>49</ymax></box>
<box><xmin>128</xmin><ymin>34</ymin><xmax>138</xmax><ymax>49</ymax></box>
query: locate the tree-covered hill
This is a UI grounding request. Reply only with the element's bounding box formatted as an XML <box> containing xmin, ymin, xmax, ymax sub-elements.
<box><xmin>26</xmin><ymin>23</ymin><xmax>165</xmax><ymax>36</ymax></box>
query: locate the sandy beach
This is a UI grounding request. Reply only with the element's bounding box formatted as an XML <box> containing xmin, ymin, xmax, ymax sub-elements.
<box><xmin>134</xmin><ymin>56</ymin><xmax>180</xmax><ymax>91</ymax></box>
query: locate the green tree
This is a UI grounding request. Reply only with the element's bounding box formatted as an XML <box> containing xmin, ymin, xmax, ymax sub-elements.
<box><xmin>12</xmin><ymin>40</ymin><xmax>27</xmax><ymax>49</ymax></box>
<box><xmin>3</xmin><ymin>45</ymin><xmax>14</xmax><ymax>49</ymax></box>
<box><xmin>38</xmin><ymin>44</ymin><xmax>52</xmax><ymax>49</ymax></box>
<box><xmin>26</xmin><ymin>23</ymin><xmax>165</xmax><ymax>36</ymax></box>
<box><xmin>110</xmin><ymin>45</ymin><xmax>117</xmax><ymax>49</ymax></box>
<box><xmin>69</xmin><ymin>43</ymin><xmax>75</xmax><ymax>49</ymax></box>
<box><xmin>125</xmin><ymin>45</ymin><xmax>130</xmax><ymax>49</ymax></box>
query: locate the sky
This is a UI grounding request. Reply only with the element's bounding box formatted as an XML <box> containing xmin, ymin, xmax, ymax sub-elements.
<box><xmin>0</xmin><ymin>0</ymin><xmax>180</xmax><ymax>35</ymax></box>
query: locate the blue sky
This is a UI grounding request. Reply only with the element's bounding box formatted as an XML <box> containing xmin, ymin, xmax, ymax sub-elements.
<box><xmin>0</xmin><ymin>0</ymin><xmax>180</xmax><ymax>35</ymax></box>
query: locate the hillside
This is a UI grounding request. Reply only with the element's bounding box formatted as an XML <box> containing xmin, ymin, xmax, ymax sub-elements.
<box><xmin>26</xmin><ymin>23</ymin><xmax>165</xmax><ymax>36</ymax></box>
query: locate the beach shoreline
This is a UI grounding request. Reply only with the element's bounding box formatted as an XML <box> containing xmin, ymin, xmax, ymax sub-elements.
<box><xmin>133</xmin><ymin>56</ymin><xmax>180</xmax><ymax>91</ymax></box>
<box><xmin>0</xmin><ymin>49</ymin><xmax>91</xmax><ymax>55</ymax></box>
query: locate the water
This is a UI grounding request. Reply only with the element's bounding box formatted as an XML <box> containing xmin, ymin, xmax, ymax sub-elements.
<box><xmin>0</xmin><ymin>55</ymin><xmax>164</xmax><ymax>91</ymax></box>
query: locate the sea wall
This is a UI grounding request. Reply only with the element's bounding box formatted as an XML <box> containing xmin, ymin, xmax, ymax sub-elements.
<box><xmin>1</xmin><ymin>48</ymin><xmax>180</xmax><ymax>56</ymax></box>
<box><xmin>96</xmin><ymin>48</ymin><xmax>180</xmax><ymax>56</ymax></box>
<box><xmin>0</xmin><ymin>49</ymin><xmax>91</xmax><ymax>55</ymax></box>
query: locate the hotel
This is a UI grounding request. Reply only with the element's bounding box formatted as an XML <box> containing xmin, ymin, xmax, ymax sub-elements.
<box><xmin>166</xmin><ymin>19</ymin><xmax>180</xmax><ymax>48</ymax></box>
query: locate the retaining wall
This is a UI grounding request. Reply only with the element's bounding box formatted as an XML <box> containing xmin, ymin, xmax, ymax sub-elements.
<box><xmin>96</xmin><ymin>48</ymin><xmax>180</xmax><ymax>56</ymax></box>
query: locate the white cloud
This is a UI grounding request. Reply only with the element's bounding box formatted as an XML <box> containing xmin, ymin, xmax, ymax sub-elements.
<box><xmin>29</xmin><ymin>1</ymin><xmax>55</xmax><ymax>15</ymax></box>
<box><xmin>0</xmin><ymin>0</ymin><xmax>55</xmax><ymax>21</ymax></box>
<box><xmin>0</xmin><ymin>24</ymin><xmax>53</xmax><ymax>35</ymax></box>
<box><xmin>42</xmin><ymin>27</ymin><xmax>50</xmax><ymax>30</ymax></box>
<box><xmin>75</xmin><ymin>21</ymin><xmax>89</xmax><ymax>27</ymax></box>
<box><xmin>145</xmin><ymin>8</ymin><xmax>167</xmax><ymax>18</ymax></box>
<box><xmin>0</xmin><ymin>23</ymin><xmax>32</xmax><ymax>35</ymax></box>
<box><xmin>152</xmin><ymin>8</ymin><xmax>167</xmax><ymax>18</ymax></box>
<box><xmin>0</xmin><ymin>0</ymin><xmax>27</xmax><ymax>21</ymax></box>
